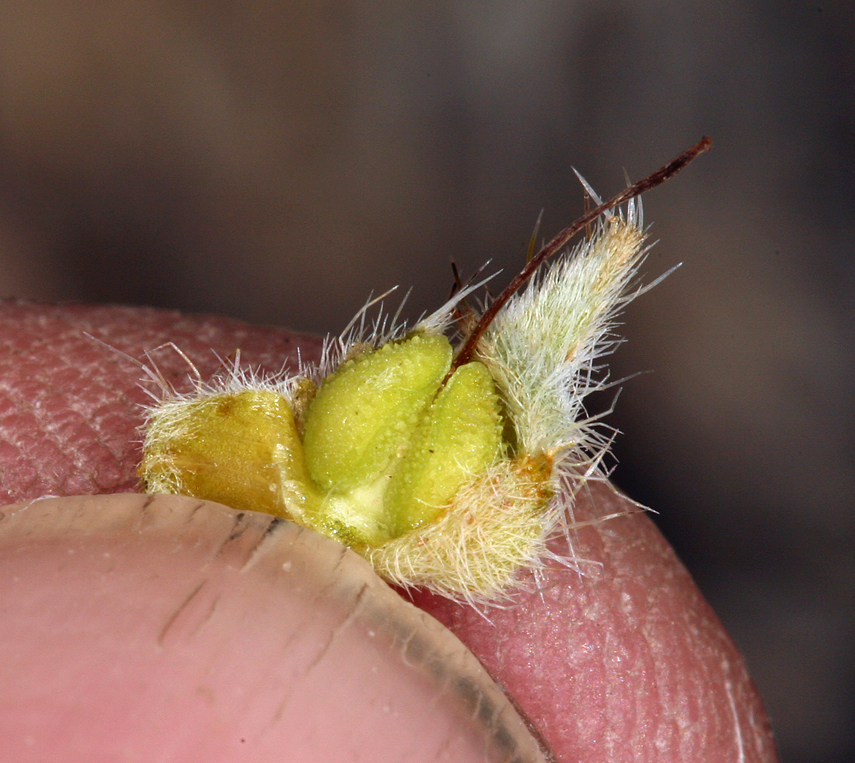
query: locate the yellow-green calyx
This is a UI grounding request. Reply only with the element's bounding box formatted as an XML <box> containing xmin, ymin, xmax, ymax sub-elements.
<box><xmin>139</xmin><ymin>193</ymin><xmax>654</xmax><ymax>601</ymax></box>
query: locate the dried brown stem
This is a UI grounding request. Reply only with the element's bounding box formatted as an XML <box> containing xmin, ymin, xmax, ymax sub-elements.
<box><xmin>451</xmin><ymin>136</ymin><xmax>712</xmax><ymax>371</ymax></box>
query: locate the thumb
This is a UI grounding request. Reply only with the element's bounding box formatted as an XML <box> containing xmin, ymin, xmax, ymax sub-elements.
<box><xmin>0</xmin><ymin>300</ymin><xmax>778</xmax><ymax>762</ymax></box>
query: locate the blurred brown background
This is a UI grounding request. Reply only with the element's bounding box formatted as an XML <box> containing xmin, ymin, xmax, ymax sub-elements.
<box><xmin>1</xmin><ymin>2</ymin><xmax>852</xmax><ymax>761</ymax></box>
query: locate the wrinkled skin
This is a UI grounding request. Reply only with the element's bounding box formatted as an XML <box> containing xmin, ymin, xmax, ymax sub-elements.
<box><xmin>0</xmin><ymin>301</ymin><xmax>778</xmax><ymax>762</ymax></box>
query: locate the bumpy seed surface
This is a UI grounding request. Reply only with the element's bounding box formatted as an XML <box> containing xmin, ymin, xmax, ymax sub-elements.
<box><xmin>302</xmin><ymin>334</ymin><xmax>452</xmax><ymax>492</ymax></box>
<box><xmin>384</xmin><ymin>361</ymin><xmax>504</xmax><ymax>536</ymax></box>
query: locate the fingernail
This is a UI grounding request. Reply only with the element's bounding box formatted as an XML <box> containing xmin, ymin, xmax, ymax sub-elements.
<box><xmin>0</xmin><ymin>494</ymin><xmax>549</xmax><ymax>762</ymax></box>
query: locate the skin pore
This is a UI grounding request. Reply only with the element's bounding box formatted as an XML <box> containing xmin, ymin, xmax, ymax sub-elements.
<box><xmin>0</xmin><ymin>301</ymin><xmax>779</xmax><ymax>762</ymax></box>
